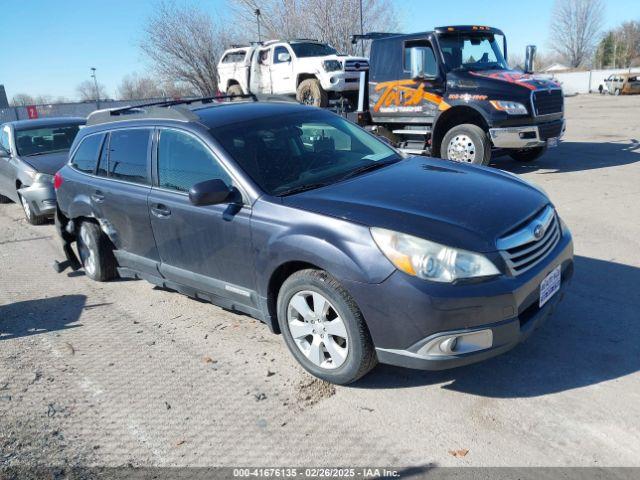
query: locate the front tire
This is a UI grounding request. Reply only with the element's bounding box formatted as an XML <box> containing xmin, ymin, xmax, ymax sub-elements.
<box><xmin>296</xmin><ymin>79</ymin><xmax>329</xmax><ymax>107</ymax></box>
<box><xmin>277</xmin><ymin>269</ymin><xmax>377</xmax><ymax>385</ymax></box>
<box><xmin>441</xmin><ymin>124</ymin><xmax>491</xmax><ymax>166</ymax></box>
<box><xmin>509</xmin><ymin>146</ymin><xmax>547</xmax><ymax>162</ymax></box>
<box><xmin>77</xmin><ymin>221</ymin><xmax>118</xmax><ymax>282</ymax></box>
<box><xmin>19</xmin><ymin>193</ymin><xmax>47</xmax><ymax>225</ymax></box>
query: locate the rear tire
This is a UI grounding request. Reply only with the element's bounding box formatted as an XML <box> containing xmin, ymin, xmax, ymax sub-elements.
<box><xmin>510</xmin><ymin>146</ymin><xmax>547</xmax><ymax>162</ymax></box>
<box><xmin>277</xmin><ymin>269</ymin><xmax>377</xmax><ymax>385</ymax></box>
<box><xmin>19</xmin><ymin>193</ymin><xmax>47</xmax><ymax>225</ymax></box>
<box><xmin>227</xmin><ymin>84</ymin><xmax>244</xmax><ymax>97</ymax></box>
<box><xmin>441</xmin><ymin>124</ymin><xmax>491</xmax><ymax>166</ymax></box>
<box><xmin>296</xmin><ymin>79</ymin><xmax>329</xmax><ymax>107</ymax></box>
<box><xmin>77</xmin><ymin>221</ymin><xmax>118</xmax><ymax>282</ymax></box>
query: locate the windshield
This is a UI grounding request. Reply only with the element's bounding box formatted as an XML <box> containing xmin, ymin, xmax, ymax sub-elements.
<box><xmin>290</xmin><ymin>42</ymin><xmax>339</xmax><ymax>57</ymax></box>
<box><xmin>211</xmin><ymin>111</ymin><xmax>401</xmax><ymax>196</ymax></box>
<box><xmin>437</xmin><ymin>33</ymin><xmax>508</xmax><ymax>72</ymax></box>
<box><xmin>15</xmin><ymin>124</ymin><xmax>81</xmax><ymax>156</ymax></box>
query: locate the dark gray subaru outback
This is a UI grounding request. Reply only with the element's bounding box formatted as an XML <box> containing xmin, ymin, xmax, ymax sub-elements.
<box><xmin>54</xmin><ymin>97</ymin><xmax>573</xmax><ymax>384</ymax></box>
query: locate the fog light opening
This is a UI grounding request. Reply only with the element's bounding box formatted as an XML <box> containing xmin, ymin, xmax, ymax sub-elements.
<box><xmin>439</xmin><ymin>336</ymin><xmax>458</xmax><ymax>354</ymax></box>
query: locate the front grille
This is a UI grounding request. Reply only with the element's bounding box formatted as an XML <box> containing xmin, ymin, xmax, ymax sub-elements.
<box><xmin>344</xmin><ymin>59</ymin><xmax>369</xmax><ymax>72</ymax></box>
<box><xmin>538</xmin><ymin>120</ymin><xmax>564</xmax><ymax>140</ymax></box>
<box><xmin>532</xmin><ymin>89</ymin><xmax>563</xmax><ymax>115</ymax></box>
<box><xmin>498</xmin><ymin>206</ymin><xmax>561</xmax><ymax>276</ymax></box>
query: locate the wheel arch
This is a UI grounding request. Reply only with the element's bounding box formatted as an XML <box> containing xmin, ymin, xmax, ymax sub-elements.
<box><xmin>296</xmin><ymin>73</ymin><xmax>318</xmax><ymax>88</ymax></box>
<box><xmin>431</xmin><ymin>105</ymin><xmax>490</xmax><ymax>157</ymax></box>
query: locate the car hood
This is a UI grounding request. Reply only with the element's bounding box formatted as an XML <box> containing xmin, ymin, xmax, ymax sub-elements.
<box><xmin>296</xmin><ymin>54</ymin><xmax>368</xmax><ymax>69</ymax></box>
<box><xmin>281</xmin><ymin>157</ymin><xmax>550</xmax><ymax>252</ymax></box>
<box><xmin>449</xmin><ymin>69</ymin><xmax>562</xmax><ymax>96</ymax></box>
<box><xmin>20</xmin><ymin>151</ymin><xmax>70</xmax><ymax>175</ymax></box>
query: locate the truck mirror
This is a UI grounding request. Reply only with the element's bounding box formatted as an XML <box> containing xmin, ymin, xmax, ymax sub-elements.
<box><xmin>277</xmin><ymin>52</ymin><xmax>291</xmax><ymax>63</ymax></box>
<box><xmin>525</xmin><ymin>45</ymin><xmax>537</xmax><ymax>74</ymax></box>
<box><xmin>410</xmin><ymin>47</ymin><xmax>437</xmax><ymax>80</ymax></box>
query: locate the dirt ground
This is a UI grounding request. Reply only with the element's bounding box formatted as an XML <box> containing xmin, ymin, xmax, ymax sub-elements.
<box><xmin>1</xmin><ymin>94</ymin><xmax>639</xmax><ymax>469</ymax></box>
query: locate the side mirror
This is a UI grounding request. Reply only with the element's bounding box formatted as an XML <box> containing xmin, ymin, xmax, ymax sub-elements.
<box><xmin>524</xmin><ymin>45</ymin><xmax>537</xmax><ymax>74</ymax></box>
<box><xmin>277</xmin><ymin>52</ymin><xmax>291</xmax><ymax>63</ymax></box>
<box><xmin>189</xmin><ymin>179</ymin><xmax>233</xmax><ymax>206</ymax></box>
<box><xmin>410</xmin><ymin>47</ymin><xmax>437</xmax><ymax>80</ymax></box>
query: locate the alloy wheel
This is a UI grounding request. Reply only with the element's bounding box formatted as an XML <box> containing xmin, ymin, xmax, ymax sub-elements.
<box><xmin>287</xmin><ymin>290</ymin><xmax>349</xmax><ymax>369</ymax></box>
<box><xmin>79</xmin><ymin>226</ymin><xmax>97</xmax><ymax>277</ymax></box>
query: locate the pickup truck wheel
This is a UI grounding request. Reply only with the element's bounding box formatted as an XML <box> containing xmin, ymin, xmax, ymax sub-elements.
<box><xmin>296</xmin><ymin>79</ymin><xmax>329</xmax><ymax>107</ymax></box>
<box><xmin>441</xmin><ymin>124</ymin><xmax>491</xmax><ymax>166</ymax></box>
<box><xmin>77</xmin><ymin>221</ymin><xmax>118</xmax><ymax>282</ymax></box>
<box><xmin>510</xmin><ymin>146</ymin><xmax>547</xmax><ymax>162</ymax></box>
<box><xmin>227</xmin><ymin>84</ymin><xmax>244</xmax><ymax>97</ymax></box>
<box><xmin>277</xmin><ymin>269</ymin><xmax>377</xmax><ymax>385</ymax></box>
<box><xmin>19</xmin><ymin>193</ymin><xmax>47</xmax><ymax>225</ymax></box>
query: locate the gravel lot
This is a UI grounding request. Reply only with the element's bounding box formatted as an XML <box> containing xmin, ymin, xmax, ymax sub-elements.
<box><xmin>1</xmin><ymin>94</ymin><xmax>639</xmax><ymax>469</ymax></box>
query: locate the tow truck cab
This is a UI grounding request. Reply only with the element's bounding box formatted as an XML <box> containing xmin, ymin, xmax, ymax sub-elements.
<box><xmin>356</xmin><ymin>26</ymin><xmax>565</xmax><ymax>165</ymax></box>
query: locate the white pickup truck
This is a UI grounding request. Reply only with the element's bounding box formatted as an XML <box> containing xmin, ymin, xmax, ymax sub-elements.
<box><xmin>217</xmin><ymin>40</ymin><xmax>369</xmax><ymax>107</ymax></box>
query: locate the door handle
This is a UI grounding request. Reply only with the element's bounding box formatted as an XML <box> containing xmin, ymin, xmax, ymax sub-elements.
<box><xmin>151</xmin><ymin>203</ymin><xmax>171</xmax><ymax>218</ymax></box>
<box><xmin>91</xmin><ymin>191</ymin><xmax>105</xmax><ymax>203</ymax></box>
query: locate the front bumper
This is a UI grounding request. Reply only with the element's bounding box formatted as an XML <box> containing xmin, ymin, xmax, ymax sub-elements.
<box><xmin>489</xmin><ymin>119</ymin><xmax>566</xmax><ymax>149</ymax></box>
<box><xmin>18</xmin><ymin>182</ymin><xmax>56</xmax><ymax>217</ymax></box>
<box><xmin>343</xmin><ymin>229</ymin><xmax>574</xmax><ymax>371</ymax></box>
<box><xmin>318</xmin><ymin>71</ymin><xmax>361</xmax><ymax>92</ymax></box>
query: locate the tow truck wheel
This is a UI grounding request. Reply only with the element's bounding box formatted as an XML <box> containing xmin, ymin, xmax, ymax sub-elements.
<box><xmin>510</xmin><ymin>146</ymin><xmax>547</xmax><ymax>162</ymax></box>
<box><xmin>77</xmin><ymin>221</ymin><xmax>118</xmax><ymax>282</ymax></box>
<box><xmin>19</xmin><ymin>193</ymin><xmax>48</xmax><ymax>225</ymax></box>
<box><xmin>441</xmin><ymin>124</ymin><xmax>491</xmax><ymax>166</ymax></box>
<box><xmin>296</xmin><ymin>79</ymin><xmax>329</xmax><ymax>108</ymax></box>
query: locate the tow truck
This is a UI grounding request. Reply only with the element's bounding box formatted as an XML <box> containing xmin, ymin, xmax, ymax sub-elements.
<box><xmin>348</xmin><ymin>26</ymin><xmax>566</xmax><ymax>165</ymax></box>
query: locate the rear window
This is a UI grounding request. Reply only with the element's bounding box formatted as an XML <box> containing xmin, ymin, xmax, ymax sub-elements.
<box><xmin>71</xmin><ymin>134</ymin><xmax>104</xmax><ymax>174</ymax></box>
<box><xmin>107</xmin><ymin>129</ymin><xmax>151</xmax><ymax>184</ymax></box>
<box><xmin>222</xmin><ymin>51</ymin><xmax>247</xmax><ymax>63</ymax></box>
<box><xmin>15</xmin><ymin>124</ymin><xmax>81</xmax><ymax>156</ymax></box>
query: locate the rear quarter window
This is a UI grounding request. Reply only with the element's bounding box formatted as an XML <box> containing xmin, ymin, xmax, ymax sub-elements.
<box><xmin>70</xmin><ymin>133</ymin><xmax>104</xmax><ymax>174</ymax></box>
<box><xmin>222</xmin><ymin>51</ymin><xmax>247</xmax><ymax>63</ymax></box>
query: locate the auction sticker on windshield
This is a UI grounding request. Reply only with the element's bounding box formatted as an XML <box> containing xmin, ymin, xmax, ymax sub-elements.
<box><xmin>539</xmin><ymin>265</ymin><xmax>561</xmax><ymax>307</ymax></box>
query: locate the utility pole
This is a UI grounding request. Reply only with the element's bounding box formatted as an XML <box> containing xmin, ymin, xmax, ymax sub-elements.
<box><xmin>255</xmin><ymin>9</ymin><xmax>262</xmax><ymax>43</ymax></box>
<box><xmin>359</xmin><ymin>0</ymin><xmax>364</xmax><ymax>56</ymax></box>
<box><xmin>90</xmin><ymin>67</ymin><xmax>100</xmax><ymax>109</ymax></box>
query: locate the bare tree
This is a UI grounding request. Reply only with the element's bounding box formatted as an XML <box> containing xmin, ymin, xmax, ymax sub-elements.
<box><xmin>118</xmin><ymin>73</ymin><xmax>163</xmax><ymax>100</ymax></box>
<box><xmin>550</xmin><ymin>0</ymin><xmax>604</xmax><ymax>68</ymax></box>
<box><xmin>76</xmin><ymin>80</ymin><xmax>108</xmax><ymax>101</ymax></box>
<box><xmin>140</xmin><ymin>1</ymin><xmax>234</xmax><ymax>96</ymax></box>
<box><xmin>10</xmin><ymin>93</ymin><xmax>35</xmax><ymax>106</ymax></box>
<box><xmin>618</xmin><ymin>21</ymin><xmax>640</xmax><ymax>67</ymax></box>
<box><xmin>230</xmin><ymin>0</ymin><xmax>399</xmax><ymax>55</ymax></box>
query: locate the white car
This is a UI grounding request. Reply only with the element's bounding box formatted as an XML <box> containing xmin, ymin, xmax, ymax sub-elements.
<box><xmin>217</xmin><ymin>40</ymin><xmax>369</xmax><ymax>107</ymax></box>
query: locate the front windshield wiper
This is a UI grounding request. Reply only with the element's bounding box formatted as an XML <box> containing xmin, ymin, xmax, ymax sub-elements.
<box><xmin>277</xmin><ymin>182</ymin><xmax>333</xmax><ymax>197</ymax></box>
<box><xmin>337</xmin><ymin>159</ymin><xmax>399</xmax><ymax>182</ymax></box>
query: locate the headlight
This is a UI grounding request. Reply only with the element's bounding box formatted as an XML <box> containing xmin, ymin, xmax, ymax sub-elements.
<box><xmin>323</xmin><ymin>60</ymin><xmax>342</xmax><ymax>72</ymax></box>
<box><xmin>34</xmin><ymin>173</ymin><xmax>54</xmax><ymax>184</ymax></box>
<box><xmin>490</xmin><ymin>100</ymin><xmax>528</xmax><ymax>115</ymax></box>
<box><xmin>371</xmin><ymin>227</ymin><xmax>500</xmax><ymax>283</ymax></box>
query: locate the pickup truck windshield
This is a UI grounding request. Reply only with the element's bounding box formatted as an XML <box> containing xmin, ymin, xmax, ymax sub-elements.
<box><xmin>437</xmin><ymin>33</ymin><xmax>508</xmax><ymax>72</ymax></box>
<box><xmin>15</xmin><ymin>124</ymin><xmax>81</xmax><ymax>156</ymax></box>
<box><xmin>211</xmin><ymin>110</ymin><xmax>401</xmax><ymax>196</ymax></box>
<box><xmin>290</xmin><ymin>42</ymin><xmax>339</xmax><ymax>58</ymax></box>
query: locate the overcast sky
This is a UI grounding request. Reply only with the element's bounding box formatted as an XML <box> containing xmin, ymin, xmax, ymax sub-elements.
<box><xmin>1</xmin><ymin>0</ymin><xmax>637</xmax><ymax>100</ymax></box>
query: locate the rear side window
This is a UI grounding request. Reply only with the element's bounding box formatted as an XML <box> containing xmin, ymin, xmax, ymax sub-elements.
<box><xmin>71</xmin><ymin>134</ymin><xmax>104</xmax><ymax>174</ymax></box>
<box><xmin>107</xmin><ymin>129</ymin><xmax>151</xmax><ymax>184</ymax></box>
<box><xmin>222</xmin><ymin>51</ymin><xmax>246</xmax><ymax>63</ymax></box>
<box><xmin>157</xmin><ymin>129</ymin><xmax>231</xmax><ymax>192</ymax></box>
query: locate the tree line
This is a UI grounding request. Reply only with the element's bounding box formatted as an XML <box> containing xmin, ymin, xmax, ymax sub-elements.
<box><xmin>8</xmin><ymin>0</ymin><xmax>639</xmax><ymax>106</ymax></box>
